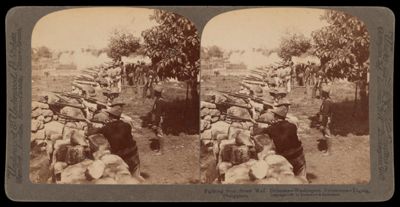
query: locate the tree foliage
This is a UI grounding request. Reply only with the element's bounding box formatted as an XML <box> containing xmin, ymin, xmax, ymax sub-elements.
<box><xmin>32</xmin><ymin>46</ymin><xmax>52</xmax><ymax>61</ymax></box>
<box><xmin>141</xmin><ymin>10</ymin><xmax>200</xmax><ymax>81</ymax></box>
<box><xmin>278</xmin><ymin>33</ymin><xmax>311</xmax><ymax>61</ymax></box>
<box><xmin>107</xmin><ymin>29</ymin><xmax>141</xmax><ymax>61</ymax></box>
<box><xmin>311</xmin><ymin>10</ymin><xmax>370</xmax><ymax>82</ymax></box>
<box><xmin>207</xmin><ymin>45</ymin><xmax>224</xmax><ymax>58</ymax></box>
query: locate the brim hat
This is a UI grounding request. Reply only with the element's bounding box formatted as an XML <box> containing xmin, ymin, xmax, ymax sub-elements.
<box><xmin>105</xmin><ymin>105</ymin><xmax>123</xmax><ymax>117</ymax></box>
<box><xmin>277</xmin><ymin>87</ymin><xmax>288</xmax><ymax>95</ymax></box>
<box><xmin>271</xmin><ymin>105</ymin><xmax>288</xmax><ymax>118</ymax></box>
<box><xmin>154</xmin><ymin>85</ymin><xmax>163</xmax><ymax>93</ymax></box>
<box><xmin>274</xmin><ymin>98</ymin><xmax>291</xmax><ymax>107</ymax></box>
<box><xmin>261</xmin><ymin>96</ymin><xmax>275</xmax><ymax>108</ymax></box>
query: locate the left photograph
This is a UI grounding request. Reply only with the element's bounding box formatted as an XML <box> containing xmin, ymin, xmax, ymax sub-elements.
<box><xmin>30</xmin><ymin>7</ymin><xmax>200</xmax><ymax>184</ymax></box>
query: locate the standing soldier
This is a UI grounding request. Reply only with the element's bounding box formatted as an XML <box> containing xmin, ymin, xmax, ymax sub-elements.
<box><xmin>150</xmin><ymin>85</ymin><xmax>166</xmax><ymax>155</ymax></box>
<box><xmin>318</xmin><ymin>84</ymin><xmax>333</xmax><ymax>156</ymax></box>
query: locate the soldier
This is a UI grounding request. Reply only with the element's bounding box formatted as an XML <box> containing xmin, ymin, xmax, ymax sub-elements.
<box><xmin>250</xmin><ymin>106</ymin><xmax>307</xmax><ymax>181</ymax></box>
<box><xmin>86</xmin><ymin>105</ymin><xmax>142</xmax><ymax>180</ymax></box>
<box><xmin>150</xmin><ymin>85</ymin><xmax>166</xmax><ymax>155</ymax></box>
<box><xmin>318</xmin><ymin>84</ymin><xmax>333</xmax><ymax>156</ymax></box>
<box><xmin>312</xmin><ymin>71</ymin><xmax>325</xmax><ymax>99</ymax></box>
<box><xmin>269</xmin><ymin>87</ymin><xmax>287</xmax><ymax>105</ymax></box>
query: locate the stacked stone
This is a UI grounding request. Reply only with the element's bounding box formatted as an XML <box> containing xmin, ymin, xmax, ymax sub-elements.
<box><xmin>31</xmin><ymin>98</ymin><xmax>140</xmax><ymax>184</ymax></box>
<box><xmin>200</xmin><ymin>91</ymin><xmax>304</xmax><ymax>184</ymax></box>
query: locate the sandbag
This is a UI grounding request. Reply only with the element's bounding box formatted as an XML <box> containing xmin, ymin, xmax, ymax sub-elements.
<box><xmin>32</xmin><ymin>108</ymin><xmax>42</xmax><ymax>118</ymax></box>
<box><xmin>201</xmin><ymin>129</ymin><xmax>212</xmax><ymax>140</ymax></box>
<box><xmin>59</xmin><ymin>159</ymin><xmax>93</xmax><ymax>184</ymax></box>
<box><xmin>209</xmin><ymin>109</ymin><xmax>221</xmax><ymax>117</ymax></box>
<box><xmin>249</xmin><ymin>160</ymin><xmax>269</xmax><ymax>180</ymax></box>
<box><xmin>231</xmin><ymin>145</ymin><xmax>251</xmax><ymax>165</ymax></box>
<box><xmin>44</xmin><ymin>121</ymin><xmax>64</xmax><ymax>140</ymax></box>
<box><xmin>44</xmin><ymin>116</ymin><xmax>52</xmax><ymax>123</ymax></box>
<box><xmin>227</xmin><ymin>106</ymin><xmax>251</xmax><ymax>119</ymax></box>
<box><xmin>60</xmin><ymin>106</ymin><xmax>85</xmax><ymax>119</ymax></box>
<box><xmin>201</xmin><ymin>101</ymin><xmax>216</xmax><ymax>109</ymax></box>
<box><xmin>200</xmin><ymin>108</ymin><xmax>210</xmax><ymax>118</ymax></box>
<box><xmin>87</xmin><ymin>134</ymin><xmax>110</xmax><ymax>152</ymax></box>
<box><xmin>200</xmin><ymin>120</ymin><xmax>210</xmax><ymax>132</ymax></box>
<box><xmin>92</xmin><ymin>111</ymin><xmax>110</xmax><ymax>123</ymax></box>
<box><xmin>94</xmin><ymin>177</ymin><xmax>118</xmax><ymax>184</ymax></box>
<box><xmin>264</xmin><ymin>155</ymin><xmax>294</xmax><ymax>179</ymax></box>
<box><xmin>31</xmin><ymin>119</ymin><xmax>44</xmax><ymax>132</ymax></box>
<box><xmin>223</xmin><ymin>159</ymin><xmax>257</xmax><ymax>184</ymax></box>
<box><xmin>85</xmin><ymin>160</ymin><xmax>106</xmax><ymax>180</ymax></box>
<box><xmin>211</xmin><ymin>116</ymin><xmax>219</xmax><ymax>123</ymax></box>
<box><xmin>217</xmin><ymin>161</ymin><xmax>233</xmax><ymax>176</ymax></box>
<box><xmin>41</xmin><ymin>109</ymin><xmax>54</xmax><ymax>117</ymax></box>
<box><xmin>65</xmin><ymin>145</ymin><xmax>87</xmax><ymax>165</ymax></box>
<box><xmin>203</xmin><ymin>115</ymin><xmax>212</xmax><ymax>122</ymax></box>
<box><xmin>32</xmin><ymin>101</ymin><xmax>49</xmax><ymax>110</ymax></box>
<box><xmin>210</xmin><ymin>121</ymin><xmax>230</xmax><ymax>140</ymax></box>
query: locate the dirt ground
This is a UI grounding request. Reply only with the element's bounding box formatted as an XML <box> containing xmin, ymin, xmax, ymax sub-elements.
<box><xmin>200</xmin><ymin>74</ymin><xmax>370</xmax><ymax>184</ymax></box>
<box><xmin>31</xmin><ymin>71</ymin><xmax>200</xmax><ymax>184</ymax></box>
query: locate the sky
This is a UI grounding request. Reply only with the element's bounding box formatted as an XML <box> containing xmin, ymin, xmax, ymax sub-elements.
<box><xmin>201</xmin><ymin>8</ymin><xmax>329</xmax><ymax>51</ymax></box>
<box><xmin>32</xmin><ymin>7</ymin><xmax>159</xmax><ymax>51</ymax></box>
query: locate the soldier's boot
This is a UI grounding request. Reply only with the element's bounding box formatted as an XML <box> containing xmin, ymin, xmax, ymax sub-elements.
<box><xmin>322</xmin><ymin>137</ymin><xmax>331</xmax><ymax>156</ymax></box>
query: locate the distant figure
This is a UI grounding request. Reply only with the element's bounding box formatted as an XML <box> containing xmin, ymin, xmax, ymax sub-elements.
<box><xmin>318</xmin><ymin>84</ymin><xmax>333</xmax><ymax>156</ymax></box>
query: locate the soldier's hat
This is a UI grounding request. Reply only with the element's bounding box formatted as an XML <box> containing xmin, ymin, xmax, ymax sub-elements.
<box><xmin>253</xmin><ymin>86</ymin><xmax>264</xmax><ymax>97</ymax></box>
<box><xmin>276</xmin><ymin>87</ymin><xmax>288</xmax><ymax>95</ymax></box>
<box><xmin>109</xmin><ymin>97</ymin><xmax>126</xmax><ymax>107</ymax></box>
<box><xmin>105</xmin><ymin>105</ymin><xmax>123</xmax><ymax>117</ymax></box>
<box><xmin>154</xmin><ymin>85</ymin><xmax>163</xmax><ymax>93</ymax></box>
<box><xmin>79</xmin><ymin>85</ymin><xmax>95</xmax><ymax>97</ymax></box>
<box><xmin>275</xmin><ymin>98</ymin><xmax>291</xmax><ymax>107</ymax></box>
<box><xmin>269</xmin><ymin>88</ymin><xmax>279</xmax><ymax>96</ymax></box>
<box><xmin>271</xmin><ymin>105</ymin><xmax>288</xmax><ymax>118</ymax></box>
<box><xmin>321</xmin><ymin>84</ymin><xmax>331</xmax><ymax>94</ymax></box>
<box><xmin>261</xmin><ymin>96</ymin><xmax>274</xmax><ymax>108</ymax></box>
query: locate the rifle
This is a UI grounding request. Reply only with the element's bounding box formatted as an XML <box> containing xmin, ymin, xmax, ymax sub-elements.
<box><xmin>56</xmin><ymin>112</ymin><xmax>105</xmax><ymax>124</ymax></box>
<box><xmin>52</xmin><ymin>91</ymin><xmax>108</xmax><ymax>108</ymax></box>
<box><xmin>215</xmin><ymin>101</ymin><xmax>251</xmax><ymax>109</ymax></box>
<box><xmin>248</xmin><ymin>75</ymin><xmax>264</xmax><ymax>82</ymax></box>
<box><xmin>222</xmin><ymin>112</ymin><xmax>270</xmax><ymax>124</ymax></box>
<box><xmin>217</xmin><ymin>90</ymin><xmax>264</xmax><ymax>103</ymax></box>
<box><xmin>239</xmin><ymin>82</ymin><xmax>251</xmax><ymax>90</ymax></box>
<box><xmin>51</xmin><ymin>101</ymin><xmax>85</xmax><ymax>109</ymax></box>
<box><xmin>243</xmin><ymin>79</ymin><xmax>266</xmax><ymax>86</ymax></box>
<box><xmin>73</xmin><ymin>80</ymin><xmax>99</xmax><ymax>87</ymax></box>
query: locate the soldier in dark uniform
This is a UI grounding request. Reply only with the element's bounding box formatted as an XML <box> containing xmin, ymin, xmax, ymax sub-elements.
<box><xmin>318</xmin><ymin>85</ymin><xmax>333</xmax><ymax>156</ymax></box>
<box><xmin>86</xmin><ymin>105</ymin><xmax>142</xmax><ymax>179</ymax></box>
<box><xmin>250</xmin><ymin>106</ymin><xmax>307</xmax><ymax>181</ymax></box>
<box><xmin>150</xmin><ymin>85</ymin><xmax>166</xmax><ymax>155</ymax></box>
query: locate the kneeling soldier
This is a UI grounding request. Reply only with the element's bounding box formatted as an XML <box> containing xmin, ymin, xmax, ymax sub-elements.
<box><xmin>86</xmin><ymin>105</ymin><xmax>142</xmax><ymax>179</ymax></box>
<box><xmin>250</xmin><ymin>106</ymin><xmax>307</xmax><ymax>181</ymax></box>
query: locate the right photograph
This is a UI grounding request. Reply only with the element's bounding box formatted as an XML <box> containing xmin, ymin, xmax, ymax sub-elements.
<box><xmin>200</xmin><ymin>8</ymin><xmax>370</xmax><ymax>184</ymax></box>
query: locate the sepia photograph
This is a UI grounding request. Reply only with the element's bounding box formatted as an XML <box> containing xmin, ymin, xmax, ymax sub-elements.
<box><xmin>200</xmin><ymin>8</ymin><xmax>370</xmax><ymax>184</ymax></box>
<box><xmin>30</xmin><ymin>7</ymin><xmax>200</xmax><ymax>184</ymax></box>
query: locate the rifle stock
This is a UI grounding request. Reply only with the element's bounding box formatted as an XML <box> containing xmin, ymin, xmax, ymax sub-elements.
<box><xmin>217</xmin><ymin>90</ymin><xmax>264</xmax><ymax>104</ymax></box>
<box><xmin>223</xmin><ymin>113</ymin><xmax>269</xmax><ymax>124</ymax></box>
<box><xmin>215</xmin><ymin>101</ymin><xmax>251</xmax><ymax>109</ymax></box>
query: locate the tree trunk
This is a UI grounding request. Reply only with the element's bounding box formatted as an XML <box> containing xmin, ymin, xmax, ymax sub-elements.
<box><xmin>353</xmin><ymin>81</ymin><xmax>358</xmax><ymax>117</ymax></box>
